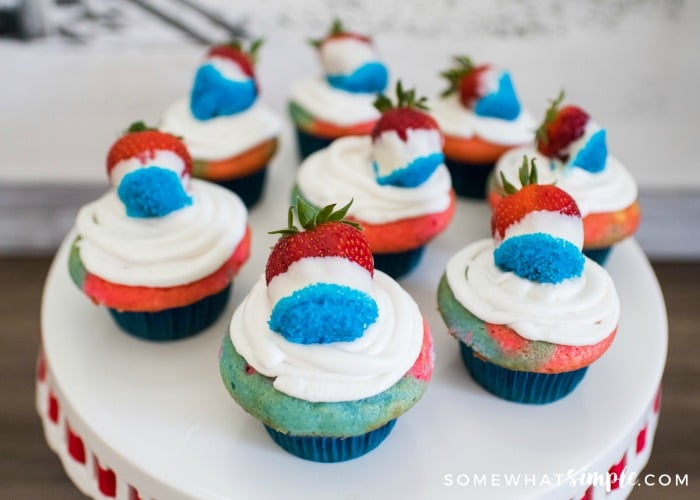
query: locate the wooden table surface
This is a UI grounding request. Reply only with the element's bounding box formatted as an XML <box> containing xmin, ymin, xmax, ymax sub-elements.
<box><xmin>1</xmin><ymin>256</ymin><xmax>698</xmax><ymax>500</ymax></box>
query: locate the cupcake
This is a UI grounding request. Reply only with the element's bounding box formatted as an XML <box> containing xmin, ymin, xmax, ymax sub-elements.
<box><xmin>429</xmin><ymin>56</ymin><xmax>535</xmax><ymax>199</ymax></box>
<box><xmin>220</xmin><ymin>199</ymin><xmax>433</xmax><ymax>462</ymax></box>
<box><xmin>160</xmin><ymin>39</ymin><xmax>281</xmax><ymax>208</ymax></box>
<box><xmin>438</xmin><ymin>159</ymin><xmax>619</xmax><ymax>404</ymax></box>
<box><xmin>488</xmin><ymin>92</ymin><xmax>640</xmax><ymax>264</ymax></box>
<box><xmin>293</xmin><ymin>82</ymin><xmax>455</xmax><ymax>279</ymax></box>
<box><xmin>68</xmin><ymin>123</ymin><xmax>251</xmax><ymax>341</ymax></box>
<box><xmin>288</xmin><ymin>18</ymin><xmax>389</xmax><ymax>159</ymax></box>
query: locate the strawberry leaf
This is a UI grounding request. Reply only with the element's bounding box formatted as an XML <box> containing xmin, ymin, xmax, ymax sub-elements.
<box><xmin>374</xmin><ymin>80</ymin><xmax>430</xmax><ymax>112</ymax></box>
<box><xmin>440</xmin><ymin>55</ymin><xmax>474</xmax><ymax>97</ymax></box>
<box><xmin>535</xmin><ymin>89</ymin><xmax>565</xmax><ymax>146</ymax></box>
<box><xmin>296</xmin><ymin>197</ymin><xmax>316</xmax><ymax>229</ymax></box>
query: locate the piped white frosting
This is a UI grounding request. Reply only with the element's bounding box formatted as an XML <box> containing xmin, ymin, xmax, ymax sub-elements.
<box><xmin>289</xmin><ymin>77</ymin><xmax>380</xmax><ymax>126</ymax></box>
<box><xmin>231</xmin><ymin>267</ymin><xmax>424</xmax><ymax>402</ymax></box>
<box><xmin>320</xmin><ymin>37</ymin><xmax>378</xmax><ymax>75</ymax></box>
<box><xmin>160</xmin><ymin>99</ymin><xmax>280</xmax><ymax>161</ymax></box>
<box><xmin>76</xmin><ymin>179</ymin><xmax>247</xmax><ymax>287</ymax></box>
<box><xmin>445</xmin><ymin>239</ymin><xmax>619</xmax><ymax>346</ymax></box>
<box><xmin>296</xmin><ymin>136</ymin><xmax>452</xmax><ymax>224</ymax></box>
<box><xmin>373</xmin><ymin>128</ymin><xmax>443</xmax><ymax>178</ymax></box>
<box><xmin>109</xmin><ymin>150</ymin><xmax>187</xmax><ymax>187</ymax></box>
<box><xmin>429</xmin><ymin>94</ymin><xmax>536</xmax><ymax>145</ymax></box>
<box><xmin>494</xmin><ymin>147</ymin><xmax>638</xmax><ymax>215</ymax></box>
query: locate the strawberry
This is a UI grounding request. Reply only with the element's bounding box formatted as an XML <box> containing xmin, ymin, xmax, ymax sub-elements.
<box><xmin>206</xmin><ymin>38</ymin><xmax>263</xmax><ymax>86</ymax></box>
<box><xmin>265</xmin><ymin>198</ymin><xmax>374</xmax><ymax>285</ymax></box>
<box><xmin>440</xmin><ymin>56</ymin><xmax>492</xmax><ymax>109</ymax></box>
<box><xmin>370</xmin><ymin>81</ymin><xmax>444</xmax><ymax>187</ymax></box>
<box><xmin>309</xmin><ymin>18</ymin><xmax>371</xmax><ymax>49</ymax></box>
<box><xmin>106</xmin><ymin>122</ymin><xmax>192</xmax><ymax>184</ymax></box>
<box><xmin>535</xmin><ymin>91</ymin><xmax>590</xmax><ymax>161</ymax></box>
<box><xmin>440</xmin><ymin>56</ymin><xmax>521</xmax><ymax>120</ymax></box>
<box><xmin>372</xmin><ymin>81</ymin><xmax>440</xmax><ymax>141</ymax></box>
<box><xmin>492</xmin><ymin>156</ymin><xmax>581</xmax><ymax>241</ymax></box>
<box><xmin>492</xmin><ymin>157</ymin><xmax>585</xmax><ymax>284</ymax></box>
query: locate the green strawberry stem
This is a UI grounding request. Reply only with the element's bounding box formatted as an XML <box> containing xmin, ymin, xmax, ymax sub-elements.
<box><xmin>374</xmin><ymin>80</ymin><xmax>429</xmax><ymax>113</ymax></box>
<box><xmin>269</xmin><ymin>197</ymin><xmax>361</xmax><ymax>236</ymax></box>
<box><xmin>501</xmin><ymin>156</ymin><xmax>539</xmax><ymax>194</ymax></box>
<box><xmin>535</xmin><ymin>89</ymin><xmax>565</xmax><ymax>146</ymax></box>
<box><xmin>126</xmin><ymin>121</ymin><xmax>157</xmax><ymax>134</ymax></box>
<box><xmin>309</xmin><ymin>17</ymin><xmax>346</xmax><ymax>48</ymax></box>
<box><xmin>440</xmin><ymin>55</ymin><xmax>475</xmax><ymax>98</ymax></box>
<box><xmin>226</xmin><ymin>37</ymin><xmax>265</xmax><ymax>63</ymax></box>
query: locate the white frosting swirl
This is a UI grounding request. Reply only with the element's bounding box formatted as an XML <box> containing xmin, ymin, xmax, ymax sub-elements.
<box><xmin>231</xmin><ymin>268</ymin><xmax>424</xmax><ymax>402</ymax></box>
<box><xmin>429</xmin><ymin>94</ymin><xmax>536</xmax><ymax>145</ymax></box>
<box><xmin>289</xmin><ymin>77</ymin><xmax>380</xmax><ymax>126</ymax></box>
<box><xmin>160</xmin><ymin>98</ymin><xmax>281</xmax><ymax>161</ymax></box>
<box><xmin>446</xmin><ymin>239</ymin><xmax>619</xmax><ymax>346</ymax></box>
<box><xmin>495</xmin><ymin>147</ymin><xmax>638</xmax><ymax>215</ymax></box>
<box><xmin>76</xmin><ymin>180</ymin><xmax>247</xmax><ymax>287</ymax></box>
<box><xmin>297</xmin><ymin>136</ymin><xmax>452</xmax><ymax>224</ymax></box>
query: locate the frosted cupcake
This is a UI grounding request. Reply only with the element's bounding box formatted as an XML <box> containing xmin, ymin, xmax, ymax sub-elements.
<box><xmin>289</xmin><ymin>18</ymin><xmax>389</xmax><ymax>159</ymax></box>
<box><xmin>430</xmin><ymin>56</ymin><xmax>535</xmax><ymax>199</ymax></box>
<box><xmin>293</xmin><ymin>82</ymin><xmax>455</xmax><ymax>279</ymax></box>
<box><xmin>488</xmin><ymin>92</ymin><xmax>640</xmax><ymax>264</ymax></box>
<box><xmin>161</xmin><ymin>40</ymin><xmax>281</xmax><ymax>208</ymax></box>
<box><xmin>220</xmin><ymin>200</ymin><xmax>433</xmax><ymax>462</ymax></box>
<box><xmin>438</xmin><ymin>159</ymin><xmax>619</xmax><ymax>404</ymax></box>
<box><xmin>68</xmin><ymin>123</ymin><xmax>251</xmax><ymax>341</ymax></box>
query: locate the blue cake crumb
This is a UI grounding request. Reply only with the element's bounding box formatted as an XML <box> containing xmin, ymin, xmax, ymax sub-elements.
<box><xmin>268</xmin><ymin>283</ymin><xmax>379</xmax><ymax>344</ymax></box>
<box><xmin>326</xmin><ymin>62</ymin><xmax>389</xmax><ymax>94</ymax></box>
<box><xmin>374</xmin><ymin>152</ymin><xmax>444</xmax><ymax>188</ymax></box>
<box><xmin>117</xmin><ymin>167</ymin><xmax>192</xmax><ymax>218</ymax></box>
<box><xmin>190</xmin><ymin>64</ymin><xmax>257</xmax><ymax>120</ymax></box>
<box><xmin>494</xmin><ymin>233</ymin><xmax>585</xmax><ymax>283</ymax></box>
<box><xmin>571</xmin><ymin>129</ymin><xmax>608</xmax><ymax>173</ymax></box>
<box><xmin>474</xmin><ymin>72</ymin><xmax>521</xmax><ymax>121</ymax></box>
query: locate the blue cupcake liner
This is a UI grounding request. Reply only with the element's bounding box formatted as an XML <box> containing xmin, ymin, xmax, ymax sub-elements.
<box><xmin>583</xmin><ymin>246</ymin><xmax>613</xmax><ymax>266</ymax></box>
<box><xmin>444</xmin><ymin>157</ymin><xmax>495</xmax><ymax>200</ymax></box>
<box><xmin>108</xmin><ymin>284</ymin><xmax>231</xmax><ymax>341</ymax></box>
<box><xmin>216</xmin><ymin>166</ymin><xmax>267</xmax><ymax>209</ymax></box>
<box><xmin>373</xmin><ymin>246</ymin><xmax>425</xmax><ymax>280</ymax></box>
<box><xmin>294</xmin><ymin>127</ymin><xmax>334</xmax><ymax>160</ymax></box>
<box><xmin>264</xmin><ymin>419</ymin><xmax>397</xmax><ymax>462</ymax></box>
<box><xmin>459</xmin><ymin>343</ymin><xmax>588</xmax><ymax>404</ymax></box>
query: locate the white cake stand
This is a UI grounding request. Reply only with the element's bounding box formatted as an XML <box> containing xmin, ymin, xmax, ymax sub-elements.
<box><xmin>37</xmin><ymin>173</ymin><xmax>667</xmax><ymax>500</ymax></box>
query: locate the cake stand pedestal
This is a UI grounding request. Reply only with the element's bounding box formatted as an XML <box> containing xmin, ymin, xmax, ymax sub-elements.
<box><xmin>37</xmin><ymin>191</ymin><xmax>667</xmax><ymax>500</ymax></box>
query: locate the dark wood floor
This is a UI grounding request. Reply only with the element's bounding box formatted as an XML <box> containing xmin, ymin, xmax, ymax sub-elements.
<box><xmin>1</xmin><ymin>257</ymin><xmax>698</xmax><ymax>499</ymax></box>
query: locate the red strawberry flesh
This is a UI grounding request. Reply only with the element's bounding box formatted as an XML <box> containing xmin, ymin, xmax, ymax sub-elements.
<box><xmin>491</xmin><ymin>184</ymin><xmax>581</xmax><ymax>240</ymax></box>
<box><xmin>265</xmin><ymin>222</ymin><xmax>374</xmax><ymax>284</ymax></box>
<box><xmin>371</xmin><ymin>108</ymin><xmax>440</xmax><ymax>142</ymax></box>
<box><xmin>106</xmin><ymin>130</ymin><xmax>192</xmax><ymax>180</ymax></box>
<box><xmin>537</xmin><ymin>105</ymin><xmax>589</xmax><ymax>159</ymax></box>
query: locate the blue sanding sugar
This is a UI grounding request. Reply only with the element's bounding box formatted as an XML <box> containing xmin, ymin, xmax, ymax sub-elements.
<box><xmin>374</xmin><ymin>152</ymin><xmax>444</xmax><ymax>188</ymax></box>
<box><xmin>190</xmin><ymin>64</ymin><xmax>257</xmax><ymax>120</ymax></box>
<box><xmin>117</xmin><ymin>167</ymin><xmax>192</xmax><ymax>218</ymax></box>
<box><xmin>494</xmin><ymin>233</ymin><xmax>585</xmax><ymax>284</ymax></box>
<box><xmin>571</xmin><ymin>129</ymin><xmax>607</xmax><ymax>173</ymax></box>
<box><xmin>326</xmin><ymin>62</ymin><xmax>389</xmax><ymax>94</ymax></box>
<box><xmin>474</xmin><ymin>72</ymin><xmax>521</xmax><ymax>121</ymax></box>
<box><xmin>268</xmin><ymin>283</ymin><xmax>379</xmax><ymax>344</ymax></box>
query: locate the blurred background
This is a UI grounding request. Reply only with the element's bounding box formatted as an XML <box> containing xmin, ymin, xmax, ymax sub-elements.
<box><xmin>1</xmin><ymin>0</ymin><xmax>698</xmax><ymax>257</ymax></box>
